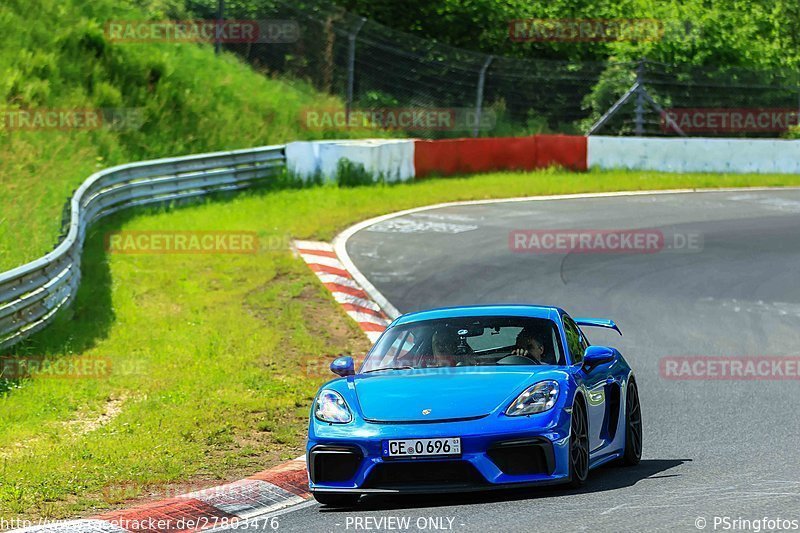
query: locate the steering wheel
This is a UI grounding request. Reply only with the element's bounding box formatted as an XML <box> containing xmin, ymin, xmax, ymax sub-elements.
<box><xmin>496</xmin><ymin>354</ymin><xmax>541</xmax><ymax>365</ymax></box>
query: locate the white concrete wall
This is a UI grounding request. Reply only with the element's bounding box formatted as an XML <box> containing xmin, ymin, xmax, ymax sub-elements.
<box><xmin>286</xmin><ymin>139</ymin><xmax>415</xmax><ymax>182</ymax></box>
<box><xmin>588</xmin><ymin>136</ymin><xmax>800</xmax><ymax>174</ymax></box>
<box><xmin>284</xmin><ymin>140</ymin><xmax>319</xmax><ymax>178</ymax></box>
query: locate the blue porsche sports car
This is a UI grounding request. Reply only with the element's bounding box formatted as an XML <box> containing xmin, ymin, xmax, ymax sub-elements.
<box><xmin>306</xmin><ymin>305</ymin><xmax>642</xmax><ymax>506</ymax></box>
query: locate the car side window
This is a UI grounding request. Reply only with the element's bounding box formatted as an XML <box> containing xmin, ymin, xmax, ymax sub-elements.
<box><xmin>563</xmin><ymin>315</ymin><xmax>587</xmax><ymax>363</ymax></box>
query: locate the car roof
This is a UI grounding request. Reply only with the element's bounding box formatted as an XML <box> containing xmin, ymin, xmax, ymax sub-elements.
<box><xmin>392</xmin><ymin>304</ymin><xmax>564</xmax><ymax>326</ymax></box>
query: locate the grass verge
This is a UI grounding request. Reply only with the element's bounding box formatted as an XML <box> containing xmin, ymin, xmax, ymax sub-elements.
<box><xmin>0</xmin><ymin>0</ymin><xmax>392</xmax><ymax>272</ymax></box>
<box><xmin>1</xmin><ymin>168</ymin><xmax>800</xmax><ymax>520</ymax></box>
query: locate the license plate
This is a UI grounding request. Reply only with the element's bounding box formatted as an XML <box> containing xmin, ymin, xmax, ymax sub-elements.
<box><xmin>383</xmin><ymin>437</ymin><xmax>461</xmax><ymax>457</ymax></box>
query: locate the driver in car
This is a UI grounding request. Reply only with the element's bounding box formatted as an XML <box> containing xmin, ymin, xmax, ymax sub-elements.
<box><xmin>431</xmin><ymin>329</ymin><xmax>459</xmax><ymax>367</ymax></box>
<box><xmin>511</xmin><ymin>328</ymin><xmax>547</xmax><ymax>363</ymax></box>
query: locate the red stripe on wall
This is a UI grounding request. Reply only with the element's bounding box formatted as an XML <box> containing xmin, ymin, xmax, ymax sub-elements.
<box><xmin>535</xmin><ymin>134</ymin><xmax>587</xmax><ymax>171</ymax></box>
<box><xmin>413</xmin><ymin>135</ymin><xmax>587</xmax><ymax>177</ymax></box>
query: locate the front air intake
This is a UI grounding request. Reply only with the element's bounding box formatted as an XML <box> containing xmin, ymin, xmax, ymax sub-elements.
<box><xmin>309</xmin><ymin>445</ymin><xmax>363</xmax><ymax>484</ymax></box>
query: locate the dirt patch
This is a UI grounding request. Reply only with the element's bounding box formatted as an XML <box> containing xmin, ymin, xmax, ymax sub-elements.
<box><xmin>65</xmin><ymin>394</ymin><xmax>127</xmax><ymax>435</ymax></box>
<box><xmin>243</xmin><ymin>263</ymin><xmax>371</xmax><ymax>366</ymax></box>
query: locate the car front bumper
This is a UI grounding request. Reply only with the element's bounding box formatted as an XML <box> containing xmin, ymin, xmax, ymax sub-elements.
<box><xmin>307</xmin><ymin>409</ymin><xmax>572</xmax><ymax>493</ymax></box>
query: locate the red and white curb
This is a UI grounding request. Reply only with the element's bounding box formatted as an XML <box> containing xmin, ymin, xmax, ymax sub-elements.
<box><xmin>294</xmin><ymin>240</ymin><xmax>394</xmax><ymax>342</ymax></box>
<box><xmin>15</xmin><ymin>459</ymin><xmax>309</xmax><ymax>532</ymax></box>
<box><xmin>14</xmin><ymin>240</ymin><xmax>392</xmax><ymax>532</ymax></box>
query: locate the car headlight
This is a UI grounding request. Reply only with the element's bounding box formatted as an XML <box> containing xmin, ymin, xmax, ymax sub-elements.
<box><xmin>314</xmin><ymin>389</ymin><xmax>352</xmax><ymax>424</ymax></box>
<box><xmin>505</xmin><ymin>380</ymin><xmax>559</xmax><ymax>416</ymax></box>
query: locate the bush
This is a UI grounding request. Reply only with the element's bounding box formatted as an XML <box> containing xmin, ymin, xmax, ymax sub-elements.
<box><xmin>335</xmin><ymin>157</ymin><xmax>375</xmax><ymax>187</ymax></box>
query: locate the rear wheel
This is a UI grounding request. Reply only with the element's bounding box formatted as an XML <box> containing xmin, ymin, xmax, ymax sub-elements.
<box><xmin>567</xmin><ymin>398</ymin><xmax>589</xmax><ymax>488</ymax></box>
<box><xmin>619</xmin><ymin>379</ymin><xmax>642</xmax><ymax>466</ymax></box>
<box><xmin>312</xmin><ymin>492</ymin><xmax>360</xmax><ymax>507</ymax></box>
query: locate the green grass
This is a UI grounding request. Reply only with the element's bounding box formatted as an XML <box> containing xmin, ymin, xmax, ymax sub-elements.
<box><xmin>2</xmin><ymin>168</ymin><xmax>800</xmax><ymax>520</ymax></box>
<box><xmin>0</xmin><ymin>0</ymin><xmax>392</xmax><ymax>272</ymax></box>
<box><xmin>5</xmin><ymin>0</ymin><xmax>800</xmax><ymax>523</ymax></box>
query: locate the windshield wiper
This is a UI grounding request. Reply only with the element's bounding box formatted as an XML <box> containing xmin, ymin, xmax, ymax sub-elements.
<box><xmin>363</xmin><ymin>365</ymin><xmax>415</xmax><ymax>374</ymax></box>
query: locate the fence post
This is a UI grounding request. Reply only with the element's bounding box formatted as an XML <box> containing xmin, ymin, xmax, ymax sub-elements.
<box><xmin>634</xmin><ymin>59</ymin><xmax>646</xmax><ymax>136</ymax></box>
<box><xmin>346</xmin><ymin>18</ymin><xmax>367</xmax><ymax>125</ymax></box>
<box><xmin>473</xmin><ymin>56</ymin><xmax>494</xmax><ymax>138</ymax></box>
<box><xmin>215</xmin><ymin>0</ymin><xmax>225</xmax><ymax>55</ymax></box>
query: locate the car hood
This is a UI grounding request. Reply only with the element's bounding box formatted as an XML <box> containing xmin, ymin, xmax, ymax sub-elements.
<box><xmin>352</xmin><ymin>367</ymin><xmax>558</xmax><ymax>423</ymax></box>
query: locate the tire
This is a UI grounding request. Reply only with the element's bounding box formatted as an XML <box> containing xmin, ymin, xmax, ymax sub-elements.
<box><xmin>312</xmin><ymin>492</ymin><xmax>361</xmax><ymax>507</ymax></box>
<box><xmin>619</xmin><ymin>378</ymin><xmax>643</xmax><ymax>466</ymax></box>
<box><xmin>566</xmin><ymin>398</ymin><xmax>589</xmax><ymax>488</ymax></box>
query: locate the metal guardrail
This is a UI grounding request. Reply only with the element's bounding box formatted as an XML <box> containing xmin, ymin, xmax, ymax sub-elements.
<box><xmin>0</xmin><ymin>145</ymin><xmax>286</xmax><ymax>351</ymax></box>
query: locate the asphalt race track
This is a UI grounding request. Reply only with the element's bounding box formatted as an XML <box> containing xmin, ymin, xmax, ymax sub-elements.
<box><xmin>226</xmin><ymin>189</ymin><xmax>800</xmax><ymax>533</ymax></box>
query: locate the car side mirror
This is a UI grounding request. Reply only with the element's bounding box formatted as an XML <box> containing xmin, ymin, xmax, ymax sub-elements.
<box><xmin>330</xmin><ymin>356</ymin><xmax>355</xmax><ymax>377</ymax></box>
<box><xmin>583</xmin><ymin>345</ymin><xmax>617</xmax><ymax>369</ymax></box>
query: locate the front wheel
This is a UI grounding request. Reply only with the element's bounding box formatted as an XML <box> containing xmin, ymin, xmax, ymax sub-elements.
<box><xmin>566</xmin><ymin>399</ymin><xmax>589</xmax><ymax>488</ymax></box>
<box><xmin>313</xmin><ymin>492</ymin><xmax>360</xmax><ymax>507</ymax></box>
<box><xmin>619</xmin><ymin>378</ymin><xmax>642</xmax><ymax>466</ymax></box>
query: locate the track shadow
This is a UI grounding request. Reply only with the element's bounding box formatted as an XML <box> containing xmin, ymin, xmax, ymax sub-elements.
<box><xmin>2</xmin><ymin>215</ymin><xmax>124</xmax><ymax>363</ymax></box>
<box><xmin>0</xmin><ymin>176</ymin><xmax>332</xmax><ymax>398</ymax></box>
<box><xmin>318</xmin><ymin>458</ymin><xmax>690</xmax><ymax>513</ymax></box>
<box><xmin>1</xmin><ymin>184</ymin><xmax>290</xmax><ymax>367</ymax></box>
<box><xmin>0</xmin><ymin>212</ymin><xmax>126</xmax><ymax>393</ymax></box>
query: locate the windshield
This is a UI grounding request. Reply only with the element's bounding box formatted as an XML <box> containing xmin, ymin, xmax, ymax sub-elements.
<box><xmin>362</xmin><ymin>316</ymin><xmax>565</xmax><ymax>373</ymax></box>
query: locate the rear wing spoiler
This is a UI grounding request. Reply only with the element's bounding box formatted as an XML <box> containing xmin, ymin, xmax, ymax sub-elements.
<box><xmin>574</xmin><ymin>317</ymin><xmax>622</xmax><ymax>336</ymax></box>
